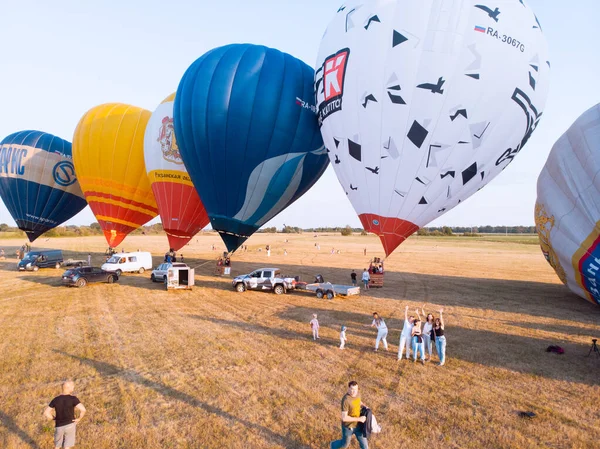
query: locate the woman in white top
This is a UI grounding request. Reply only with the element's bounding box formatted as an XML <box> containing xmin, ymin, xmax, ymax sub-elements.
<box><xmin>370</xmin><ymin>312</ymin><xmax>388</xmax><ymax>352</ymax></box>
<box><xmin>421</xmin><ymin>304</ymin><xmax>434</xmax><ymax>361</ymax></box>
<box><xmin>398</xmin><ymin>305</ymin><xmax>414</xmax><ymax>360</ymax></box>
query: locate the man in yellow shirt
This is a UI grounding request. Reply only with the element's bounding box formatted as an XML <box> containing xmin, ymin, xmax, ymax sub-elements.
<box><xmin>330</xmin><ymin>381</ymin><xmax>368</xmax><ymax>449</ymax></box>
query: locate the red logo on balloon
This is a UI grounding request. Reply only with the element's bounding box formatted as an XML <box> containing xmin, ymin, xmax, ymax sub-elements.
<box><xmin>317</xmin><ymin>48</ymin><xmax>350</xmax><ymax>124</ymax></box>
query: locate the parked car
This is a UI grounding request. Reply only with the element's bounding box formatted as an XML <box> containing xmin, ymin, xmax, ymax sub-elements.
<box><xmin>62</xmin><ymin>266</ymin><xmax>119</xmax><ymax>287</ymax></box>
<box><xmin>101</xmin><ymin>251</ymin><xmax>153</xmax><ymax>275</ymax></box>
<box><xmin>18</xmin><ymin>250</ymin><xmax>63</xmax><ymax>271</ymax></box>
<box><xmin>232</xmin><ymin>268</ymin><xmax>295</xmax><ymax>295</ymax></box>
<box><xmin>151</xmin><ymin>262</ymin><xmax>188</xmax><ymax>282</ymax></box>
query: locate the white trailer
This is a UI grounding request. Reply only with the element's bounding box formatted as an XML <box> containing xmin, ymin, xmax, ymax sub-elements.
<box><xmin>300</xmin><ymin>282</ymin><xmax>361</xmax><ymax>299</ymax></box>
<box><xmin>165</xmin><ymin>265</ymin><xmax>195</xmax><ymax>290</ymax></box>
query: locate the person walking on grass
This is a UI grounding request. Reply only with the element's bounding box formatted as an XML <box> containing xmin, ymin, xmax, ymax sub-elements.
<box><xmin>411</xmin><ymin>314</ymin><xmax>426</xmax><ymax>365</ymax></box>
<box><xmin>350</xmin><ymin>270</ymin><xmax>357</xmax><ymax>286</ymax></box>
<box><xmin>370</xmin><ymin>312</ymin><xmax>388</xmax><ymax>352</ymax></box>
<box><xmin>330</xmin><ymin>381</ymin><xmax>368</xmax><ymax>449</ymax></box>
<box><xmin>421</xmin><ymin>304</ymin><xmax>434</xmax><ymax>361</ymax></box>
<box><xmin>340</xmin><ymin>326</ymin><xmax>348</xmax><ymax>349</ymax></box>
<box><xmin>310</xmin><ymin>314</ymin><xmax>320</xmax><ymax>340</ymax></box>
<box><xmin>362</xmin><ymin>269</ymin><xmax>370</xmax><ymax>290</ymax></box>
<box><xmin>398</xmin><ymin>306</ymin><xmax>413</xmax><ymax>360</ymax></box>
<box><xmin>43</xmin><ymin>380</ymin><xmax>86</xmax><ymax>449</ymax></box>
<box><xmin>432</xmin><ymin>309</ymin><xmax>447</xmax><ymax>366</ymax></box>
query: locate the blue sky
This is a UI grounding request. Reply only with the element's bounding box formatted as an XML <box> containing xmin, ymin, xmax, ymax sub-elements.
<box><xmin>0</xmin><ymin>0</ymin><xmax>598</xmax><ymax>229</ymax></box>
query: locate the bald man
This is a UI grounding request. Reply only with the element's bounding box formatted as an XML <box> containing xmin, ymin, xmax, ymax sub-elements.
<box><xmin>43</xmin><ymin>380</ymin><xmax>86</xmax><ymax>449</ymax></box>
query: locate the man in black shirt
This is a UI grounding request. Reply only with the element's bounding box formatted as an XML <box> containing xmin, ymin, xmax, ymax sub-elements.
<box><xmin>350</xmin><ymin>270</ymin><xmax>357</xmax><ymax>286</ymax></box>
<box><xmin>44</xmin><ymin>380</ymin><xmax>86</xmax><ymax>449</ymax></box>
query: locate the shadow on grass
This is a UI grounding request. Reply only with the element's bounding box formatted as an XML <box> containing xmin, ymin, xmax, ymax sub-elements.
<box><xmin>0</xmin><ymin>410</ymin><xmax>41</xmax><ymax>449</ymax></box>
<box><xmin>53</xmin><ymin>350</ymin><xmax>310</xmax><ymax>449</ymax></box>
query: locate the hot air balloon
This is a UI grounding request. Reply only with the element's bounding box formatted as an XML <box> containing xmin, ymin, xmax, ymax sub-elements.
<box><xmin>316</xmin><ymin>0</ymin><xmax>550</xmax><ymax>256</ymax></box>
<box><xmin>536</xmin><ymin>104</ymin><xmax>600</xmax><ymax>306</ymax></box>
<box><xmin>0</xmin><ymin>131</ymin><xmax>87</xmax><ymax>241</ymax></box>
<box><xmin>73</xmin><ymin>104</ymin><xmax>158</xmax><ymax>248</ymax></box>
<box><xmin>144</xmin><ymin>93</ymin><xmax>209</xmax><ymax>250</ymax></box>
<box><xmin>174</xmin><ymin>44</ymin><xmax>329</xmax><ymax>252</ymax></box>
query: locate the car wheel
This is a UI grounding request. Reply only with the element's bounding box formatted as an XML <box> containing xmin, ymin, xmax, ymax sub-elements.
<box><xmin>116</xmin><ymin>269</ymin><xmax>122</xmax><ymax>276</ymax></box>
<box><xmin>151</xmin><ymin>274</ymin><xmax>156</xmax><ymax>282</ymax></box>
<box><xmin>107</xmin><ymin>275</ymin><xmax>114</xmax><ymax>284</ymax></box>
<box><xmin>33</xmin><ymin>265</ymin><xmax>39</xmax><ymax>272</ymax></box>
<box><xmin>55</xmin><ymin>262</ymin><xmax>61</xmax><ymax>269</ymax></box>
<box><xmin>235</xmin><ymin>283</ymin><xmax>246</xmax><ymax>293</ymax></box>
<box><xmin>164</xmin><ymin>278</ymin><xmax>168</xmax><ymax>290</ymax></box>
<box><xmin>274</xmin><ymin>285</ymin><xmax>284</xmax><ymax>295</ymax></box>
<box><xmin>76</xmin><ymin>278</ymin><xmax>87</xmax><ymax>288</ymax></box>
<box><xmin>138</xmin><ymin>267</ymin><xmax>145</xmax><ymax>274</ymax></box>
<box><xmin>316</xmin><ymin>289</ymin><xmax>324</xmax><ymax>299</ymax></box>
<box><xmin>326</xmin><ymin>290</ymin><xmax>334</xmax><ymax>300</ymax></box>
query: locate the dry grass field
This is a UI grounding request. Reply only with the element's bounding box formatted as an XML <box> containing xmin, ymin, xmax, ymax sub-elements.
<box><xmin>0</xmin><ymin>233</ymin><xmax>598</xmax><ymax>449</ymax></box>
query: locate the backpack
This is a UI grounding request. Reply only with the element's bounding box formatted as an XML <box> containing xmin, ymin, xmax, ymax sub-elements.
<box><xmin>546</xmin><ymin>345</ymin><xmax>564</xmax><ymax>354</ymax></box>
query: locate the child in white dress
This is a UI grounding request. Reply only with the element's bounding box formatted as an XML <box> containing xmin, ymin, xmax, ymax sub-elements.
<box><xmin>340</xmin><ymin>326</ymin><xmax>347</xmax><ymax>349</ymax></box>
<box><xmin>310</xmin><ymin>314</ymin><xmax>320</xmax><ymax>340</ymax></box>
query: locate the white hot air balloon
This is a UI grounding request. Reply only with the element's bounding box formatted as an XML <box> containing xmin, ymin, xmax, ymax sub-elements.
<box><xmin>536</xmin><ymin>104</ymin><xmax>600</xmax><ymax>307</ymax></box>
<box><xmin>316</xmin><ymin>0</ymin><xmax>550</xmax><ymax>256</ymax></box>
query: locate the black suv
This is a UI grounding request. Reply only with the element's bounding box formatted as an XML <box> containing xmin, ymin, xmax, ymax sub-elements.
<box><xmin>62</xmin><ymin>267</ymin><xmax>119</xmax><ymax>287</ymax></box>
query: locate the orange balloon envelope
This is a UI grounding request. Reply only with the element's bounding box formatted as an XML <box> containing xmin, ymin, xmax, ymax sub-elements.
<box><xmin>144</xmin><ymin>94</ymin><xmax>209</xmax><ymax>250</ymax></box>
<box><xmin>73</xmin><ymin>103</ymin><xmax>158</xmax><ymax>248</ymax></box>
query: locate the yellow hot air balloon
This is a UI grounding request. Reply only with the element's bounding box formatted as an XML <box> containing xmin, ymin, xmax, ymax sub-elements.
<box><xmin>73</xmin><ymin>103</ymin><xmax>158</xmax><ymax>248</ymax></box>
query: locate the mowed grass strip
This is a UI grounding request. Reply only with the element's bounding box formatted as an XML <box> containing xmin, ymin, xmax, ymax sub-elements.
<box><xmin>0</xmin><ymin>234</ymin><xmax>598</xmax><ymax>448</ymax></box>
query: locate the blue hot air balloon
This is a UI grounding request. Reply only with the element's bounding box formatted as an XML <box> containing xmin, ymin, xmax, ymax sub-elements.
<box><xmin>174</xmin><ymin>44</ymin><xmax>329</xmax><ymax>252</ymax></box>
<box><xmin>0</xmin><ymin>131</ymin><xmax>87</xmax><ymax>241</ymax></box>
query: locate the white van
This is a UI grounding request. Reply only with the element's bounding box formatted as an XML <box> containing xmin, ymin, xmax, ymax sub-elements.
<box><xmin>101</xmin><ymin>252</ymin><xmax>153</xmax><ymax>275</ymax></box>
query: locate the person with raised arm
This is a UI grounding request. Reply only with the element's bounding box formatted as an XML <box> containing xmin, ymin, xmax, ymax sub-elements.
<box><xmin>421</xmin><ymin>304</ymin><xmax>434</xmax><ymax>361</ymax></box>
<box><xmin>398</xmin><ymin>305</ymin><xmax>414</xmax><ymax>361</ymax></box>
<box><xmin>432</xmin><ymin>308</ymin><xmax>446</xmax><ymax>366</ymax></box>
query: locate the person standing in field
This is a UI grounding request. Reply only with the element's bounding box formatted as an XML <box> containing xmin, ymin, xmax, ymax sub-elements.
<box><xmin>310</xmin><ymin>314</ymin><xmax>320</xmax><ymax>340</ymax></box>
<box><xmin>411</xmin><ymin>315</ymin><xmax>425</xmax><ymax>364</ymax></box>
<box><xmin>432</xmin><ymin>309</ymin><xmax>446</xmax><ymax>366</ymax></box>
<box><xmin>370</xmin><ymin>312</ymin><xmax>389</xmax><ymax>352</ymax></box>
<box><xmin>87</xmin><ymin>253</ymin><xmax>91</xmax><ymax>266</ymax></box>
<box><xmin>340</xmin><ymin>326</ymin><xmax>348</xmax><ymax>349</ymax></box>
<box><xmin>363</xmin><ymin>247</ymin><xmax>367</xmax><ymax>256</ymax></box>
<box><xmin>362</xmin><ymin>269</ymin><xmax>370</xmax><ymax>289</ymax></box>
<box><xmin>330</xmin><ymin>381</ymin><xmax>368</xmax><ymax>449</ymax></box>
<box><xmin>350</xmin><ymin>270</ymin><xmax>357</xmax><ymax>286</ymax></box>
<box><xmin>398</xmin><ymin>306</ymin><xmax>414</xmax><ymax>360</ymax></box>
<box><xmin>421</xmin><ymin>304</ymin><xmax>434</xmax><ymax>361</ymax></box>
<box><xmin>43</xmin><ymin>380</ymin><xmax>86</xmax><ymax>449</ymax></box>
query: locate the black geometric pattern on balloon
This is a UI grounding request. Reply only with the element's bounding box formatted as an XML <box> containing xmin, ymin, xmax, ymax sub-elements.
<box><xmin>450</xmin><ymin>109</ymin><xmax>468</xmax><ymax>121</ymax></box>
<box><xmin>480</xmin><ymin>171</ymin><xmax>485</xmax><ymax>180</ymax></box>
<box><xmin>529</xmin><ymin>72</ymin><xmax>536</xmax><ymax>90</ymax></box>
<box><xmin>407</xmin><ymin>121</ymin><xmax>429</xmax><ymax>149</ymax></box>
<box><xmin>393</xmin><ymin>30</ymin><xmax>408</xmax><ymax>47</ymax></box>
<box><xmin>345</xmin><ymin>8</ymin><xmax>358</xmax><ymax>32</ymax></box>
<box><xmin>533</xmin><ymin>14</ymin><xmax>543</xmax><ymax>31</ymax></box>
<box><xmin>472</xmin><ymin>122</ymin><xmax>490</xmax><ymax>146</ymax></box>
<box><xmin>415</xmin><ymin>177</ymin><xmax>428</xmax><ymax>186</ymax></box>
<box><xmin>426</xmin><ymin>144</ymin><xmax>441</xmax><ymax>168</ymax></box>
<box><xmin>362</xmin><ymin>94</ymin><xmax>378</xmax><ymax>108</ymax></box>
<box><xmin>335</xmin><ymin>155</ymin><xmax>341</xmax><ymax>164</ymax></box>
<box><xmin>462</xmin><ymin>162</ymin><xmax>478</xmax><ymax>185</ymax></box>
<box><xmin>495</xmin><ymin>88</ymin><xmax>543</xmax><ymax>166</ymax></box>
<box><xmin>417</xmin><ymin>77</ymin><xmax>445</xmax><ymax>94</ymax></box>
<box><xmin>365</xmin><ymin>15</ymin><xmax>381</xmax><ymax>30</ymax></box>
<box><xmin>348</xmin><ymin>139</ymin><xmax>362</xmax><ymax>162</ymax></box>
<box><xmin>366</xmin><ymin>166</ymin><xmax>380</xmax><ymax>174</ymax></box>
<box><xmin>387</xmin><ymin>85</ymin><xmax>406</xmax><ymax>105</ymax></box>
<box><xmin>314</xmin><ymin>66</ymin><xmax>324</xmax><ymax>95</ymax></box>
<box><xmin>394</xmin><ymin>189</ymin><xmax>406</xmax><ymax>197</ymax></box>
<box><xmin>466</xmin><ymin>74</ymin><xmax>480</xmax><ymax>80</ymax></box>
<box><xmin>438</xmin><ymin>208</ymin><xmax>447</xmax><ymax>213</ymax></box>
<box><xmin>334</xmin><ymin>138</ymin><xmax>341</xmax><ymax>148</ymax></box>
<box><xmin>338</xmin><ymin>5</ymin><xmax>346</xmax><ymax>12</ymax></box>
<box><xmin>530</xmin><ymin>64</ymin><xmax>539</xmax><ymax>72</ymax></box>
<box><xmin>458</xmin><ymin>141</ymin><xmax>469</xmax><ymax>144</ymax></box>
<box><xmin>474</xmin><ymin>5</ymin><xmax>501</xmax><ymax>22</ymax></box>
<box><xmin>440</xmin><ymin>171</ymin><xmax>456</xmax><ymax>179</ymax></box>
<box><xmin>350</xmin><ymin>184</ymin><xmax>358</xmax><ymax>191</ymax></box>
<box><xmin>419</xmin><ymin>197</ymin><xmax>428</xmax><ymax>205</ymax></box>
<box><xmin>546</xmin><ymin>61</ymin><xmax>551</xmax><ymax>68</ymax></box>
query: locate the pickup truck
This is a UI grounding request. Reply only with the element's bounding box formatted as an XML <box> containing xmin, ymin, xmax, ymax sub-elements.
<box><xmin>232</xmin><ymin>268</ymin><xmax>295</xmax><ymax>295</ymax></box>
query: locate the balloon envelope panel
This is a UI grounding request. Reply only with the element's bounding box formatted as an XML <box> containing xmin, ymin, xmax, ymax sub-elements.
<box><xmin>536</xmin><ymin>104</ymin><xmax>600</xmax><ymax>306</ymax></box>
<box><xmin>175</xmin><ymin>44</ymin><xmax>328</xmax><ymax>252</ymax></box>
<box><xmin>317</xmin><ymin>0</ymin><xmax>550</xmax><ymax>255</ymax></box>
<box><xmin>144</xmin><ymin>94</ymin><xmax>209</xmax><ymax>251</ymax></box>
<box><xmin>73</xmin><ymin>104</ymin><xmax>158</xmax><ymax>248</ymax></box>
<box><xmin>0</xmin><ymin>131</ymin><xmax>87</xmax><ymax>241</ymax></box>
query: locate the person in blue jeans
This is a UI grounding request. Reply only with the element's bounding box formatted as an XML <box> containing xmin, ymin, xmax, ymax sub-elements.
<box><xmin>330</xmin><ymin>381</ymin><xmax>368</xmax><ymax>449</ymax></box>
<box><xmin>432</xmin><ymin>309</ymin><xmax>447</xmax><ymax>366</ymax></box>
<box><xmin>411</xmin><ymin>317</ymin><xmax>426</xmax><ymax>364</ymax></box>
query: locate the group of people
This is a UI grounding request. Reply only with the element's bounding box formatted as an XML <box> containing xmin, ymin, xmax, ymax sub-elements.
<box><xmin>350</xmin><ymin>269</ymin><xmax>373</xmax><ymax>289</ymax></box>
<box><xmin>309</xmin><ymin>305</ymin><xmax>447</xmax><ymax>366</ymax></box>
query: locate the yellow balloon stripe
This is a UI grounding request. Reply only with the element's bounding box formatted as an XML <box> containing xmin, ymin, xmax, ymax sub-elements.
<box><xmin>95</xmin><ymin>215</ymin><xmax>146</xmax><ymax>230</ymax></box>
<box><xmin>86</xmin><ymin>195</ymin><xmax>158</xmax><ymax>216</ymax></box>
